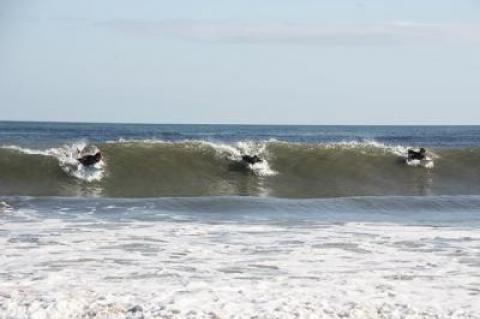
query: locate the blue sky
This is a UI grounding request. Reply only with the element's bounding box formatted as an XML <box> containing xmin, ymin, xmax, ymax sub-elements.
<box><xmin>1</xmin><ymin>0</ymin><xmax>480</xmax><ymax>124</ymax></box>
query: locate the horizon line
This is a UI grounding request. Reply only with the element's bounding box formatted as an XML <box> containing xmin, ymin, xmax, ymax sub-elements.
<box><xmin>0</xmin><ymin>120</ymin><xmax>479</xmax><ymax>127</ymax></box>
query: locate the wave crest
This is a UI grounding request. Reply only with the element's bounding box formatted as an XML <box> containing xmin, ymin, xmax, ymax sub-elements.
<box><xmin>0</xmin><ymin>140</ymin><xmax>477</xmax><ymax>198</ymax></box>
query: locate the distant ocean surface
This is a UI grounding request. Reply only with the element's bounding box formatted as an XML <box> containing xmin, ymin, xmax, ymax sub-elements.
<box><xmin>1</xmin><ymin>122</ymin><xmax>480</xmax><ymax>318</ymax></box>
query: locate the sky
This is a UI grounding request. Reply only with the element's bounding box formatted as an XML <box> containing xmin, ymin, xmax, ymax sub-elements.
<box><xmin>1</xmin><ymin>0</ymin><xmax>480</xmax><ymax>125</ymax></box>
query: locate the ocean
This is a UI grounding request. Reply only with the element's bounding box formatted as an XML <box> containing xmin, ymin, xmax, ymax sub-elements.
<box><xmin>1</xmin><ymin>122</ymin><xmax>480</xmax><ymax>318</ymax></box>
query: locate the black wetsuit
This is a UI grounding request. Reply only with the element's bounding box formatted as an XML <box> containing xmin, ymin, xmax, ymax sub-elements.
<box><xmin>78</xmin><ymin>152</ymin><xmax>102</xmax><ymax>166</ymax></box>
<box><xmin>408</xmin><ymin>148</ymin><xmax>426</xmax><ymax>161</ymax></box>
<box><xmin>242</xmin><ymin>155</ymin><xmax>263</xmax><ymax>165</ymax></box>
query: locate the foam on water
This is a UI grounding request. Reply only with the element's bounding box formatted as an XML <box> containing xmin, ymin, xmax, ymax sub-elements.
<box><xmin>1</xmin><ymin>197</ymin><xmax>480</xmax><ymax>318</ymax></box>
<box><xmin>0</xmin><ymin>201</ymin><xmax>12</xmax><ymax>215</ymax></box>
<box><xmin>1</xmin><ymin>144</ymin><xmax>55</xmax><ymax>157</ymax></box>
<box><xmin>406</xmin><ymin>158</ymin><xmax>435</xmax><ymax>169</ymax></box>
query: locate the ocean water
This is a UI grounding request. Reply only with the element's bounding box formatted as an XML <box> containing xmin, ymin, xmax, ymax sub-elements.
<box><xmin>1</xmin><ymin>122</ymin><xmax>480</xmax><ymax>318</ymax></box>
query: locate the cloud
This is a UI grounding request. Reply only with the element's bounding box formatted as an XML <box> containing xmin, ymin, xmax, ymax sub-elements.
<box><xmin>98</xmin><ymin>20</ymin><xmax>480</xmax><ymax>45</ymax></box>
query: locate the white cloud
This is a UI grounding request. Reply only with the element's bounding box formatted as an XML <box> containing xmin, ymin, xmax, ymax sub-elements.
<box><xmin>99</xmin><ymin>20</ymin><xmax>480</xmax><ymax>45</ymax></box>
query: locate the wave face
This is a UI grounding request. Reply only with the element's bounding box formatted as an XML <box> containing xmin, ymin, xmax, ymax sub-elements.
<box><xmin>2</xmin><ymin>140</ymin><xmax>480</xmax><ymax>198</ymax></box>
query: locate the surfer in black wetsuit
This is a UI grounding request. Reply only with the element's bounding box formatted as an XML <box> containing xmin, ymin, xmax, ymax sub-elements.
<box><xmin>77</xmin><ymin>147</ymin><xmax>102</xmax><ymax>166</ymax></box>
<box><xmin>241</xmin><ymin>155</ymin><xmax>263</xmax><ymax>165</ymax></box>
<box><xmin>408</xmin><ymin>147</ymin><xmax>427</xmax><ymax>161</ymax></box>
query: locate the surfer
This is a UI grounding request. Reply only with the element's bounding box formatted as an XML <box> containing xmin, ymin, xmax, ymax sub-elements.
<box><xmin>406</xmin><ymin>147</ymin><xmax>434</xmax><ymax>168</ymax></box>
<box><xmin>77</xmin><ymin>145</ymin><xmax>102</xmax><ymax>167</ymax></box>
<box><xmin>408</xmin><ymin>148</ymin><xmax>427</xmax><ymax>161</ymax></box>
<box><xmin>241</xmin><ymin>154</ymin><xmax>263</xmax><ymax>165</ymax></box>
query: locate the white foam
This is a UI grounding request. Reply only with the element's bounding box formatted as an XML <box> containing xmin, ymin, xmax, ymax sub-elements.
<box><xmin>106</xmin><ymin>138</ymin><xmax>170</xmax><ymax>144</ymax></box>
<box><xmin>0</xmin><ymin>201</ymin><xmax>13</xmax><ymax>215</ymax></box>
<box><xmin>406</xmin><ymin>158</ymin><xmax>435</xmax><ymax>169</ymax></box>
<box><xmin>320</xmin><ymin>139</ymin><xmax>410</xmax><ymax>156</ymax></box>
<box><xmin>1</xmin><ymin>210</ymin><xmax>479</xmax><ymax>318</ymax></box>
<box><xmin>1</xmin><ymin>144</ymin><xmax>56</xmax><ymax>156</ymax></box>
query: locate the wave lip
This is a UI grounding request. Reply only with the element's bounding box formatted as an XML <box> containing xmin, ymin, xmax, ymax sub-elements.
<box><xmin>1</xmin><ymin>140</ymin><xmax>480</xmax><ymax>198</ymax></box>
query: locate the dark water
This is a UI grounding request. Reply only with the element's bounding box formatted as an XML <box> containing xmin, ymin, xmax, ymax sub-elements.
<box><xmin>2</xmin><ymin>121</ymin><xmax>480</xmax><ymax>147</ymax></box>
<box><xmin>1</xmin><ymin>121</ymin><xmax>480</xmax><ymax>198</ymax></box>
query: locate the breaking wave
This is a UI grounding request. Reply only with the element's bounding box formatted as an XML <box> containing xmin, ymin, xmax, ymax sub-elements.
<box><xmin>1</xmin><ymin>139</ymin><xmax>479</xmax><ymax>198</ymax></box>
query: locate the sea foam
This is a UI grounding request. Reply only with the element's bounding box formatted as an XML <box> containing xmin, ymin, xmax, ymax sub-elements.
<box><xmin>1</xmin><ymin>197</ymin><xmax>479</xmax><ymax>318</ymax></box>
